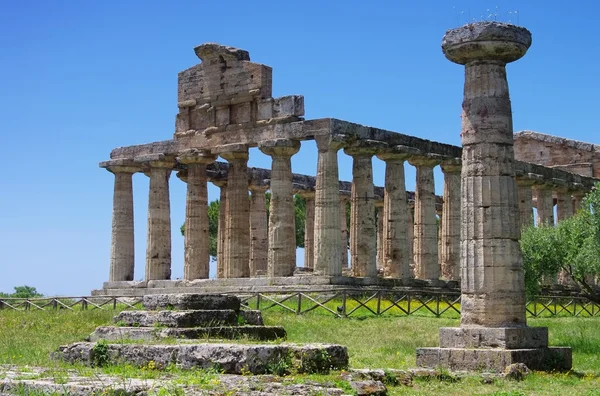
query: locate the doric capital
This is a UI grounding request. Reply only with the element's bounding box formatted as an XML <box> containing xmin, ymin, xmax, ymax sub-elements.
<box><xmin>214</xmin><ymin>144</ymin><xmax>249</xmax><ymax>161</ymax></box>
<box><xmin>259</xmin><ymin>139</ymin><xmax>301</xmax><ymax>157</ymax></box>
<box><xmin>211</xmin><ymin>179</ymin><xmax>227</xmax><ymax>188</ymax></box>
<box><xmin>408</xmin><ymin>153</ymin><xmax>444</xmax><ymax>168</ymax></box>
<box><xmin>248</xmin><ymin>182</ymin><xmax>269</xmax><ymax>193</ymax></box>
<box><xmin>315</xmin><ymin>134</ymin><xmax>346</xmax><ymax>152</ymax></box>
<box><xmin>376</xmin><ymin>145</ymin><xmax>421</xmax><ymax>162</ymax></box>
<box><xmin>135</xmin><ymin>153</ymin><xmax>176</xmax><ymax>169</ymax></box>
<box><xmin>100</xmin><ymin>159</ymin><xmax>140</xmax><ymax>174</ymax></box>
<box><xmin>176</xmin><ymin>170</ymin><xmax>188</xmax><ymax>183</ymax></box>
<box><xmin>343</xmin><ymin>140</ymin><xmax>388</xmax><ymax>157</ymax></box>
<box><xmin>442</xmin><ymin>22</ymin><xmax>532</xmax><ymax>65</ymax></box>
<box><xmin>440</xmin><ymin>158</ymin><xmax>462</xmax><ymax>174</ymax></box>
<box><xmin>296</xmin><ymin>188</ymin><xmax>315</xmax><ymax>200</ymax></box>
<box><xmin>178</xmin><ymin>148</ymin><xmax>217</xmax><ymax>165</ymax></box>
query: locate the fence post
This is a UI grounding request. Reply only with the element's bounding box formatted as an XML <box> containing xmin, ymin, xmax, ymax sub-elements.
<box><xmin>256</xmin><ymin>293</ymin><xmax>261</xmax><ymax>311</ymax></box>
<box><xmin>376</xmin><ymin>291</ymin><xmax>381</xmax><ymax>315</ymax></box>
<box><xmin>341</xmin><ymin>290</ymin><xmax>347</xmax><ymax>317</ymax></box>
<box><xmin>297</xmin><ymin>293</ymin><xmax>302</xmax><ymax>315</ymax></box>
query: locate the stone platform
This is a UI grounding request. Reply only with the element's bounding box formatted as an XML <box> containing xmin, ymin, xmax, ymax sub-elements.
<box><xmin>416</xmin><ymin>326</ymin><xmax>572</xmax><ymax>372</ymax></box>
<box><xmin>91</xmin><ymin>275</ymin><xmax>459</xmax><ymax>297</ymax></box>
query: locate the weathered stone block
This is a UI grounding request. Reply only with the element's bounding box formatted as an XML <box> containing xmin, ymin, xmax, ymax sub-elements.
<box><xmin>416</xmin><ymin>346</ymin><xmax>571</xmax><ymax>372</ymax></box>
<box><xmin>231</xmin><ymin>102</ymin><xmax>252</xmax><ymax>124</ymax></box>
<box><xmin>114</xmin><ymin>310</ymin><xmax>237</xmax><ymax>328</ymax></box>
<box><xmin>56</xmin><ymin>342</ymin><xmax>349</xmax><ymax>375</ymax></box>
<box><xmin>142</xmin><ymin>294</ymin><xmax>241</xmax><ymax>311</ymax></box>
<box><xmin>215</xmin><ymin>105</ymin><xmax>230</xmax><ymax>126</ymax></box>
<box><xmin>89</xmin><ymin>325</ymin><xmax>286</xmax><ymax>342</ymax></box>
<box><xmin>273</xmin><ymin>95</ymin><xmax>304</xmax><ymax>118</ymax></box>
<box><xmin>439</xmin><ymin>327</ymin><xmax>548</xmax><ymax>349</ymax></box>
<box><xmin>240</xmin><ymin>310</ymin><xmax>264</xmax><ymax>326</ymax></box>
<box><xmin>257</xmin><ymin>98</ymin><xmax>273</xmax><ymax>120</ymax></box>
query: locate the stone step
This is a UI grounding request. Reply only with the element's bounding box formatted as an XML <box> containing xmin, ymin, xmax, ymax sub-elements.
<box><xmin>89</xmin><ymin>325</ymin><xmax>286</xmax><ymax>342</ymax></box>
<box><xmin>56</xmin><ymin>342</ymin><xmax>349</xmax><ymax>375</ymax></box>
<box><xmin>142</xmin><ymin>293</ymin><xmax>241</xmax><ymax>311</ymax></box>
<box><xmin>114</xmin><ymin>310</ymin><xmax>237</xmax><ymax>328</ymax></box>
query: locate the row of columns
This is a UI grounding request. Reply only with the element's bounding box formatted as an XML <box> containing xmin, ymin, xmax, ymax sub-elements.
<box><xmin>105</xmin><ymin>145</ymin><xmax>590</xmax><ymax>284</ymax></box>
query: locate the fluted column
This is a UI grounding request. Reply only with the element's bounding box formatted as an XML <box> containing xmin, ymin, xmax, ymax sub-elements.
<box><xmin>573</xmin><ymin>190</ymin><xmax>586</xmax><ymax>213</ymax></box>
<box><xmin>344</xmin><ymin>147</ymin><xmax>378</xmax><ymax>278</ymax></box>
<box><xmin>313</xmin><ymin>136</ymin><xmax>343</xmax><ymax>276</ymax></box>
<box><xmin>534</xmin><ymin>184</ymin><xmax>554</xmax><ymax>227</ymax></box>
<box><xmin>103</xmin><ymin>160</ymin><xmax>139</xmax><ymax>282</ymax></box>
<box><xmin>408</xmin><ymin>155</ymin><xmax>442</xmax><ymax>280</ymax></box>
<box><xmin>142</xmin><ymin>155</ymin><xmax>175</xmax><ymax>281</ymax></box>
<box><xmin>340</xmin><ymin>193</ymin><xmax>350</xmax><ymax>270</ymax></box>
<box><xmin>179</xmin><ymin>150</ymin><xmax>216</xmax><ymax>280</ymax></box>
<box><xmin>555</xmin><ymin>184</ymin><xmax>574</xmax><ymax>222</ymax></box>
<box><xmin>408</xmin><ymin>203</ymin><xmax>415</xmax><ymax>276</ymax></box>
<box><xmin>298</xmin><ymin>190</ymin><xmax>315</xmax><ymax>269</ymax></box>
<box><xmin>248</xmin><ymin>184</ymin><xmax>269</xmax><ymax>277</ymax></box>
<box><xmin>212</xmin><ymin>179</ymin><xmax>227</xmax><ymax>278</ymax></box>
<box><xmin>440</xmin><ymin>158</ymin><xmax>461</xmax><ymax>281</ymax></box>
<box><xmin>376</xmin><ymin>150</ymin><xmax>413</xmax><ymax>279</ymax></box>
<box><xmin>375</xmin><ymin>200</ymin><xmax>384</xmax><ymax>272</ymax></box>
<box><xmin>260</xmin><ymin>139</ymin><xmax>301</xmax><ymax>277</ymax></box>
<box><xmin>219</xmin><ymin>146</ymin><xmax>250</xmax><ymax>278</ymax></box>
<box><xmin>516</xmin><ymin>175</ymin><xmax>536</xmax><ymax>230</ymax></box>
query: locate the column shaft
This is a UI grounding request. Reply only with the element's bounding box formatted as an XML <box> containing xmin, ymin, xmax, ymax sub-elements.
<box><xmin>313</xmin><ymin>137</ymin><xmax>342</xmax><ymax>275</ymax></box>
<box><xmin>516</xmin><ymin>179</ymin><xmax>534</xmax><ymax>230</ymax></box>
<box><xmin>215</xmin><ymin>181</ymin><xmax>227</xmax><ymax>278</ymax></box>
<box><xmin>340</xmin><ymin>197</ymin><xmax>349</xmax><ymax>270</ymax></box>
<box><xmin>249</xmin><ymin>186</ymin><xmax>268</xmax><ymax>276</ymax></box>
<box><xmin>182</xmin><ymin>162</ymin><xmax>210</xmax><ymax>279</ymax></box>
<box><xmin>534</xmin><ymin>185</ymin><xmax>554</xmax><ymax>226</ymax></box>
<box><xmin>556</xmin><ymin>189</ymin><xmax>574</xmax><ymax>222</ymax></box>
<box><xmin>145</xmin><ymin>165</ymin><xmax>173</xmax><ymax>280</ymax></box>
<box><xmin>109</xmin><ymin>169</ymin><xmax>136</xmax><ymax>281</ymax></box>
<box><xmin>440</xmin><ymin>161</ymin><xmax>461</xmax><ymax>281</ymax></box>
<box><xmin>300</xmin><ymin>192</ymin><xmax>315</xmax><ymax>269</ymax></box>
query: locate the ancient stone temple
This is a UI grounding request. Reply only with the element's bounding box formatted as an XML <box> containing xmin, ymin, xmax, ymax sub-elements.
<box><xmin>416</xmin><ymin>22</ymin><xmax>572</xmax><ymax>371</ymax></box>
<box><xmin>94</xmin><ymin>38</ymin><xmax>597</xmax><ymax>298</ymax></box>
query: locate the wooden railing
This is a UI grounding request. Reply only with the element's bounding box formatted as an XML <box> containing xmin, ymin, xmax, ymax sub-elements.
<box><xmin>1</xmin><ymin>291</ymin><xmax>598</xmax><ymax>318</ymax></box>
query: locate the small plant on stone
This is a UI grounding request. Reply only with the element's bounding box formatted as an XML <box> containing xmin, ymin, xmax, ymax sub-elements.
<box><xmin>91</xmin><ymin>340</ymin><xmax>110</xmax><ymax>367</ymax></box>
<box><xmin>264</xmin><ymin>350</ymin><xmax>293</xmax><ymax>376</ymax></box>
<box><xmin>299</xmin><ymin>349</ymin><xmax>331</xmax><ymax>374</ymax></box>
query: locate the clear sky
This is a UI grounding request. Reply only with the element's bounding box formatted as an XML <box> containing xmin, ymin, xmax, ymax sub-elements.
<box><xmin>1</xmin><ymin>0</ymin><xmax>599</xmax><ymax>296</ymax></box>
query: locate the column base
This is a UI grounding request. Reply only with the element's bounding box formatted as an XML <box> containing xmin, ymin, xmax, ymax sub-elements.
<box><xmin>416</xmin><ymin>346</ymin><xmax>571</xmax><ymax>372</ymax></box>
<box><xmin>417</xmin><ymin>326</ymin><xmax>571</xmax><ymax>372</ymax></box>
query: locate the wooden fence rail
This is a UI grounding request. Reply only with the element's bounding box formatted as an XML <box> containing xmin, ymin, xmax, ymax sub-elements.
<box><xmin>0</xmin><ymin>291</ymin><xmax>598</xmax><ymax>318</ymax></box>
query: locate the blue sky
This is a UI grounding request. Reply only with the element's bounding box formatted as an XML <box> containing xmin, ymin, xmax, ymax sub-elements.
<box><xmin>1</xmin><ymin>1</ymin><xmax>598</xmax><ymax>296</ymax></box>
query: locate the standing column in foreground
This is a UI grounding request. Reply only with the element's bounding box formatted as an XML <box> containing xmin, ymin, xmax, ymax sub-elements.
<box><xmin>534</xmin><ymin>183</ymin><xmax>555</xmax><ymax>226</ymax></box>
<box><xmin>260</xmin><ymin>139</ymin><xmax>301</xmax><ymax>277</ymax></box>
<box><xmin>344</xmin><ymin>147</ymin><xmax>378</xmax><ymax>278</ymax></box>
<box><xmin>141</xmin><ymin>154</ymin><xmax>175</xmax><ymax>281</ymax></box>
<box><xmin>408</xmin><ymin>155</ymin><xmax>442</xmax><ymax>281</ymax></box>
<box><xmin>377</xmin><ymin>148</ymin><xmax>414</xmax><ymax>279</ymax></box>
<box><xmin>440</xmin><ymin>158</ymin><xmax>461</xmax><ymax>281</ymax></box>
<box><xmin>101</xmin><ymin>160</ymin><xmax>139</xmax><ymax>282</ymax></box>
<box><xmin>217</xmin><ymin>145</ymin><xmax>250</xmax><ymax>278</ymax></box>
<box><xmin>249</xmin><ymin>183</ymin><xmax>269</xmax><ymax>277</ymax></box>
<box><xmin>298</xmin><ymin>189</ymin><xmax>316</xmax><ymax>270</ymax></box>
<box><xmin>313</xmin><ymin>136</ymin><xmax>344</xmax><ymax>276</ymax></box>
<box><xmin>179</xmin><ymin>149</ymin><xmax>216</xmax><ymax>280</ymax></box>
<box><xmin>212</xmin><ymin>179</ymin><xmax>227</xmax><ymax>278</ymax></box>
<box><xmin>418</xmin><ymin>22</ymin><xmax>571</xmax><ymax>372</ymax></box>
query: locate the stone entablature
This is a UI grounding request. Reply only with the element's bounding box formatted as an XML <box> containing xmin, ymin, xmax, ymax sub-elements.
<box><xmin>514</xmin><ymin>130</ymin><xmax>600</xmax><ymax>178</ymax></box>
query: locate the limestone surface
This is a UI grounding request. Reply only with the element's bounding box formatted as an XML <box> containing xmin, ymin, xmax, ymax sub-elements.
<box><xmin>142</xmin><ymin>293</ymin><xmax>241</xmax><ymax>311</ymax></box>
<box><xmin>114</xmin><ymin>310</ymin><xmax>237</xmax><ymax>328</ymax></box>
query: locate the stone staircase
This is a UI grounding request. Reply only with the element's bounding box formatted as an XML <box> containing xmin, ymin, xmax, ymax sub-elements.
<box><xmin>55</xmin><ymin>293</ymin><xmax>349</xmax><ymax>375</ymax></box>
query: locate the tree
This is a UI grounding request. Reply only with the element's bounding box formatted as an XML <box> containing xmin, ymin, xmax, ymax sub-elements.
<box><xmin>0</xmin><ymin>285</ymin><xmax>43</xmax><ymax>298</ymax></box>
<box><xmin>521</xmin><ymin>183</ymin><xmax>600</xmax><ymax>302</ymax></box>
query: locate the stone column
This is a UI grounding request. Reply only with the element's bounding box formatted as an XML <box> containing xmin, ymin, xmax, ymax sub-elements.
<box><xmin>142</xmin><ymin>155</ymin><xmax>175</xmax><ymax>281</ymax></box>
<box><xmin>249</xmin><ymin>183</ymin><xmax>268</xmax><ymax>277</ymax></box>
<box><xmin>573</xmin><ymin>190</ymin><xmax>586</xmax><ymax>213</ymax></box>
<box><xmin>408</xmin><ymin>155</ymin><xmax>442</xmax><ymax>281</ymax></box>
<box><xmin>344</xmin><ymin>147</ymin><xmax>378</xmax><ymax>278</ymax></box>
<box><xmin>376</xmin><ymin>149</ymin><xmax>414</xmax><ymax>279</ymax></box>
<box><xmin>313</xmin><ymin>136</ymin><xmax>343</xmax><ymax>276</ymax></box>
<box><xmin>212</xmin><ymin>179</ymin><xmax>227</xmax><ymax>278</ymax></box>
<box><xmin>217</xmin><ymin>145</ymin><xmax>250</xmax><ymax>278</ymax></box>
<box><xmin>298</xmin><ymin>190</ymin><xmax>315</xmax><ymax>269</ymax></box>
<box><xmin>179</xmin><ymin>149</ymin><xmax>216</xmax><ymax>280</ymax></box>
<box><xmin>534</xmin><ymin>183</ymin><xmax>554</xmax><ymax>227</ymax></box>
<box><xmin>408</xmin><ymin>203</ymin><xmax>415</xmax><ymax>275</ymax></box>
<box><xmin>418</xmin><ymin>22</ymin><xmax>571</xmax><ymax>372</ymax></box>
<box><xmin>340</xmin><ymin>193</ymin><xmax>350</xmax><ymax>270</ymax></box>
<box><xmin>102</xmin><ymin>160</ymin><xmax>138</xmax><ymax>282</ymax></box>
<box><xmin>516</xmin><ymin>175</ymin><xmax>536</xmax><ymax>230</ymax></box>
<box><xmin>555</xmin><ymin>183</ymin><xmax>574</xmax><ymax>222</ymax></box>
<box><xmin>440</xmin><ymin>158</ymin><xmax>461</xmax><ymax>281</ymax></box>
<box><xmin>375</xmin><ymin>200</ymin><xmax>384</xmax><ymax>272</ymax></box>
<box><xmin>260</xmin><ymin>139</ymin><xmax>301</xmax><ymax>277</ymax></box>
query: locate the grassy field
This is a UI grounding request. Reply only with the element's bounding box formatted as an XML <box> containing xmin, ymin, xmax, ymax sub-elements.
<box><xmin>1</xmin><ymin>308</ymin><xmax>600</xmax><ymax>395</ymax></box>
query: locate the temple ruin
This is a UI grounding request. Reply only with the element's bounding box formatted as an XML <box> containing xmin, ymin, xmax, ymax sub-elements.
<box><xmin>93</xmin><ymin>34</ymin><xmax>597</xmax><ymax>302</ymax></box>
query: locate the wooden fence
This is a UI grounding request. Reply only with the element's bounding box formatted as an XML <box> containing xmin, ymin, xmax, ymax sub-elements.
<box><xmin>1</xmin><ymin>290</ymin><xmax>599</xmax><ymax>319</ymax></box>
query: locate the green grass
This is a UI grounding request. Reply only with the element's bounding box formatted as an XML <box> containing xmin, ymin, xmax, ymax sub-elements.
<box><xmin>2</xmin><ymin>308</ymin><xmax>600</xmax><ymax>395</ymax></box>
